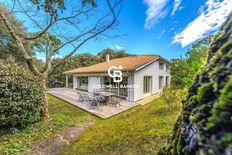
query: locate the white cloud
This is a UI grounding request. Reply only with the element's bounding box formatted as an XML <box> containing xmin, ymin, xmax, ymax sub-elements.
<box><xmin>105</xmin><ymin>42</ymin><xmax>124</xmax><ymax>50</ymax></box>
<box><xmin>115</xmin><ymin>45</ymin><xmax>124</xmax><ymax>50</ymax></box>
<box><xmin>36</xmin><ymin>57</ymin><xmax>45</xmax><ymax>62</ymax></box>
<box><xmin>171</xmin><ymin>0</ymin><xmax>181</xmax><ymax>16</ymax></box>
<box><xmin>172</xmin><ymin>0</ymin><xmax>232</xmax><ymax>47</ymax></box>
<box><xmin>143</xmin><ymin>0</ymin><xmax>169</xmax><ymax>29</ymax></box>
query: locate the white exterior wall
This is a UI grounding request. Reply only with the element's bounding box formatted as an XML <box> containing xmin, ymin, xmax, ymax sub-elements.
<box><xmin>127</xmin><ymin>73</ymin><xmax>134</xmax><ymax>102</ymax></box>
<box><xmin>88</xmin><ymin>77</ymin><xmax>101</xmax><ymax>93</ymax></box>
<box><xmin>73</xmin><ymin>76</ymin><xmax>78</xmax><ymax>89</ymax></box>
<box><xmin>133</xmin><ymin>60</ymin><xmax>170</xmax><ymax>101</ymax></box>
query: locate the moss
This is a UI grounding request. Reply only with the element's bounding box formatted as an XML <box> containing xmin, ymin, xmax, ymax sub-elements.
<box><xmin>196</xmin><ymin>83</ymin><xmax>215</xmax><ymax>104</ymax></box>
<box><xmin>227</xmin><ymin>48</ymin><xmax>232</xmax><ymax>58</ymax></box>
<box><xmin>221</xmin><ymin>133</ymin><xmax>232</xmax><ymax>148</ymax></box>
<box><xmin>206</xmin><ymin>76</ymin><xmax>232</xmax><ymax>131</ymax></box>
<box><xmin>210</xmin><ymin>47</ymin><xmax>223</xmax><ymax>64</ymax></box>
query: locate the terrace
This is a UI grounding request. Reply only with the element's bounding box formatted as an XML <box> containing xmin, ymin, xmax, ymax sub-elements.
<box><xmin>48</xmin><ymin>88</ymin><xmax>138</xmax><ymax>119</ymax></box>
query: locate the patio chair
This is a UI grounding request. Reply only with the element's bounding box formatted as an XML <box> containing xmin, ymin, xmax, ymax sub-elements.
<box><xmin>96</xmin><ymin>96</ymin><xmax>107</xmax><ymax>105</ymax></box>
<box><xmin>89</xmin><ymin>97</ymin><xmax>99</xmax><ymax>109</ymax></box>
<box><xmin>77</xmin><ymin>92</ymin><xmax>89</xmax><ymax>102</ymax></box>
<box><xmin>110</xmin><ymin>97</ymin><xmax>122</xmax><ymax>107</ymax></box>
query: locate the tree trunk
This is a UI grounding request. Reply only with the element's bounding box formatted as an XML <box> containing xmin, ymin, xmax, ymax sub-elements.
<box><xmin>42</xmin><ymin>78</ymin><xmax>49</xmax><ymax>118</ymax></box>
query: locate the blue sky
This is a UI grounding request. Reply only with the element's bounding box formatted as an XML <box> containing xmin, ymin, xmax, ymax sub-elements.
<box><xmin>79</xmin><ymin>0</ymin><xmax>231</xmax><ymax>59</ymax></box>
<box><xmin>2</xmin><ymin>0</ymin><xmax>232</xmax><ymax>60</ymax></box>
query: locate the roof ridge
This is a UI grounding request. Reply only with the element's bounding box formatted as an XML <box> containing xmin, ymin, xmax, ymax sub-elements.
<box><xmin>63</xmin><ymin>54</ymin><xmax>164</xmax><ymax>74</ymax></box>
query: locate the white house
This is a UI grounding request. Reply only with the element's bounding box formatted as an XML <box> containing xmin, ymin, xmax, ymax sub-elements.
<box><xmin>64</xmin><ymin>55</ymin><xmax>170</xmax><ymax>102</ymax></box>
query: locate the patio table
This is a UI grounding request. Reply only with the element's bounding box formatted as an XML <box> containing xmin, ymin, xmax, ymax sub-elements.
<box><xmin>94</xmin><ymin>92</ymin><xmax>115</xmax><ymax>104</ymax></box>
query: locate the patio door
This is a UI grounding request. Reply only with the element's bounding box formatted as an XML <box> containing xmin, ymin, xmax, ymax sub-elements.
<box><xmin>79</xmin><ymin>77</ymin><xmax>88</xmax><ymax>90</ymax></box>
<box><xmin>144</xmin><ymin>76</ymin><xmax>152</xmax><ymax>96</ymax></box>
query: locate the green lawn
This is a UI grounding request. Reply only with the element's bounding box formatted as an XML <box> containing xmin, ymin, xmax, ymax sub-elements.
<box><xmin>0</xmin><ymin>95</ymin><xmax>95</xmax><ymax>154</ymax></box>
<box><xmin>0</xmin><ymin>95</ymin><xmax>180</xmax><ymax>155</ymax></box>
<box><xmin>62</xmin><ymin>98</ymin><xmax>181</xmax><ymax>155</ymax></box>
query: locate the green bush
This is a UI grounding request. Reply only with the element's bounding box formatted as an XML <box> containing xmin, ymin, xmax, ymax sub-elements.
<box><xmin>0</xmin><ymin>59</ymin><xmax>44</xmax><ymax>128</ymax></box>
<box><xmin>161</xmin><ymin>87</ymin><xmax>187</xmax><ymax>108</ymax></box>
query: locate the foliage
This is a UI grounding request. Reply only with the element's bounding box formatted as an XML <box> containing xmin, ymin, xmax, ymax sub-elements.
<box><xmin>0</xmin><ymin>95</ymin><xmax>94</xmax><ymax>154</ymax></box>
<box><xmin>170</xmin><ymin>36</ymin><xmax>212</xmax><ymax>88</ymax></box>
<box><xmin>95</xmin><ymin>48</ymin><xmax>132</xmax><ymax>62</ymax></box>
<box><xmin>49</xmin><ymin>53</ymin><xmax>98</xmax><ymax>87</ymax></box>
<box><xmin>62</xmin><ymin>98</ymin><xmax>181</xmax><ymax>155</ymax></box>
<box><xmin>161</xmin><ymin>87</ymin><xmax>187</xmax><ymax>108</ymax></box>
<box><xmin>0</xmin><ymin>59</ymin><xmax>44</xmax><ymax>128</ymax></box>
<box><xmin>29</xmin><ymin>0</ymin><xmax>96</xmax><ymax>18</ymax></box>
<box><xmin>30</xmin><ymin>33</ymin><xmax>62</xmax><ymax>72</ymax></box>
<box><xmin>31</xmin><ymin>32</ymin><xmax>61</xmax><ymax>55</ymax></box>
<box><xmin>0</xmin><ymin>6</ymin><xmax>34</xmax><ymax>67</ymax></box>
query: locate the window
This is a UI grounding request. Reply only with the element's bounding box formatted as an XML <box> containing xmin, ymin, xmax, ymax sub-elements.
<box><xmin>144</xmin><ymin>76</ymin><xmax>152</xmax><ymax>94</ymax></box>
<box><xmin>166</xmin><ymin>76</ymin><xmax>169</xmax><ymax>86</ymax></box>
<box><xmin>80</xmin><ymin>77</ymin><xmax>88</xmax><ymax>86</ymax></box>
<box><xmin>159</xmin><ymin>62</ymin><xmax>164</xmax><ymax>70</ymax></box>
<box><xmin>166</xmin><ymin>65</ymin><xmax>170</xmax><ymax>72</ymax></box>
<box><xmin>159</xmin><ymin>76</ymin><xmax>164</xmax><ymax>89</ymax></box>
<box><xmin>102</xmin><ymin>76</ymin><xmax>112</xmax><ymax>85</ymax></box>
<box><xmin>78</xmin><ymin>77</ymin><xmax>88</xmax><ymax>90</ymax></box>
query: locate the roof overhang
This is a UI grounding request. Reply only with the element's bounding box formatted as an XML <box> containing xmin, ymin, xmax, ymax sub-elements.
<box><xmin>64</xmin><ymin>71</ymin><xmax>131</xmax><ymax>76</ymax></box>
<box><xmin>135</xmin><ymin>56</ymin><xmax>170</xmax><ymax>72</ymax></box>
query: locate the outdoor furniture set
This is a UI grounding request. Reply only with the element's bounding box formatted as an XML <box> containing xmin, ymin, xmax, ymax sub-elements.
<box><xmin>77</xmin><ymin>91</ymin><xmax>122</xmax><ymax>109</ymax></box>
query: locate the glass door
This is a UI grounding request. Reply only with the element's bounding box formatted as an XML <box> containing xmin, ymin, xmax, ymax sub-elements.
<box><xmin>144</xmin><ymin>76</ymin><xmax>152</xmax><ymax>95</ymax></box>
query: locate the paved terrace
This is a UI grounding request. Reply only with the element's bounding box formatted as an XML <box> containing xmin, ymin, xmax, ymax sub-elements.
<box><xmin>48</xmin><ymin>88</ymin><xmax>139</xmax><ymax>119</ymax></box>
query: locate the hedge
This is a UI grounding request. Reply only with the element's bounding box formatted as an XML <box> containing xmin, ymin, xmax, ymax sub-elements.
<box><xmin>0</xmin><ymin>59</ymin><xmax>44</xmax><ymax>128</ymax></box>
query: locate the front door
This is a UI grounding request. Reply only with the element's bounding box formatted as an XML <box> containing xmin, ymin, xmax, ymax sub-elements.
<box><xmin>144</xmin><ymin>76</ymin><xmax>152</xmax><ymax>96</ymax></box>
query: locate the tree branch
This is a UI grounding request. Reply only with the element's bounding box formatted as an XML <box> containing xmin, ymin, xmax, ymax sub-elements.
<box><xmin>50</xmin><ymin>0</ymin><xmax>122</xmax><ymax>74</ymax></box>
<box><xmin>0</xmin><ymin>12</ymin><xmax>41</xmax><ymax>76</ymax></box>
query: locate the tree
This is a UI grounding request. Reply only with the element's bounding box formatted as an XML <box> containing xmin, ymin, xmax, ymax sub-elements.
<box><xmin>159</xmin><ymin>14</ymin><xmax>232</xmax><ymax>155</ymax></box>
<box><xmin>0</xmin><ymin>6</ymin><xmax>34</xmax><ymax>67</ymax></box>
<box><xmin>0</xmin><ymin>0</ymin><xmax>122</xmax><ymax>117</ymax></box>
<box><xmin>96</xmin><ymin>48</ymin><xmax>132</xmax><ymax>62</ymax></box>
<box><xmin>170</xmin><ymin>36</ymin><xmax>212</xmax><ymax>89</ymax></box>
<box><xmin>49</xmin><ymin>53</ymin><xmax>98</xmax><ymax>87</ymax></box>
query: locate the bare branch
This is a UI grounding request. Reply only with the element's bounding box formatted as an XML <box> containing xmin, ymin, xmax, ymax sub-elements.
<box><xmin>15</xmin><ymin>1</ymin><xmax>94</xmax><ymax>40</ymax></box>
<box><xmin>50</xmin><ymin>0</ymin><xmax>122</xmax><ymax>74</ymax></box>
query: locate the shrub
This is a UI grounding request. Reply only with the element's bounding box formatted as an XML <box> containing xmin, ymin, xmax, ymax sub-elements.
<box><xmin>0</xmin><ymin>59</ymin><xmax>44</xmax><ymax>128</ymax></box>
<box><xmin>161</xmin><ymin>87</ymin><xmax>187</xmax><ymax>108</ymax></box>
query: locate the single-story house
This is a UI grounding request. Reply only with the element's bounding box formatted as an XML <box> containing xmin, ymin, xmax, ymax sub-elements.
<box><xmin>64</xmin><ymin>54</ymin><xmax>170</xmax><ymax>102</ymax></box>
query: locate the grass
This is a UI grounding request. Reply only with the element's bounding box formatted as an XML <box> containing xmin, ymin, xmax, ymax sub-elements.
<box><xmin>0</xmin><ymin>95</ymin><xmax>181</xmax><ymax>155</ymax></box>
<box><xmin>62</xmin><ymin>98</ymin><xmax>181</xmax><ymax>155</ymax></box>
<box><xmin>0</xmin><ymin>95</ymin><xmax>94</xmax><ymax>154</ymax></box>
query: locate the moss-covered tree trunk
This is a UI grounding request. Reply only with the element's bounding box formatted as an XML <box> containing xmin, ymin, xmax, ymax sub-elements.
<box><xmin>159</xmin><ymin>15</ymin><xmax>232</xmax><ymax>154</ymax></box>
